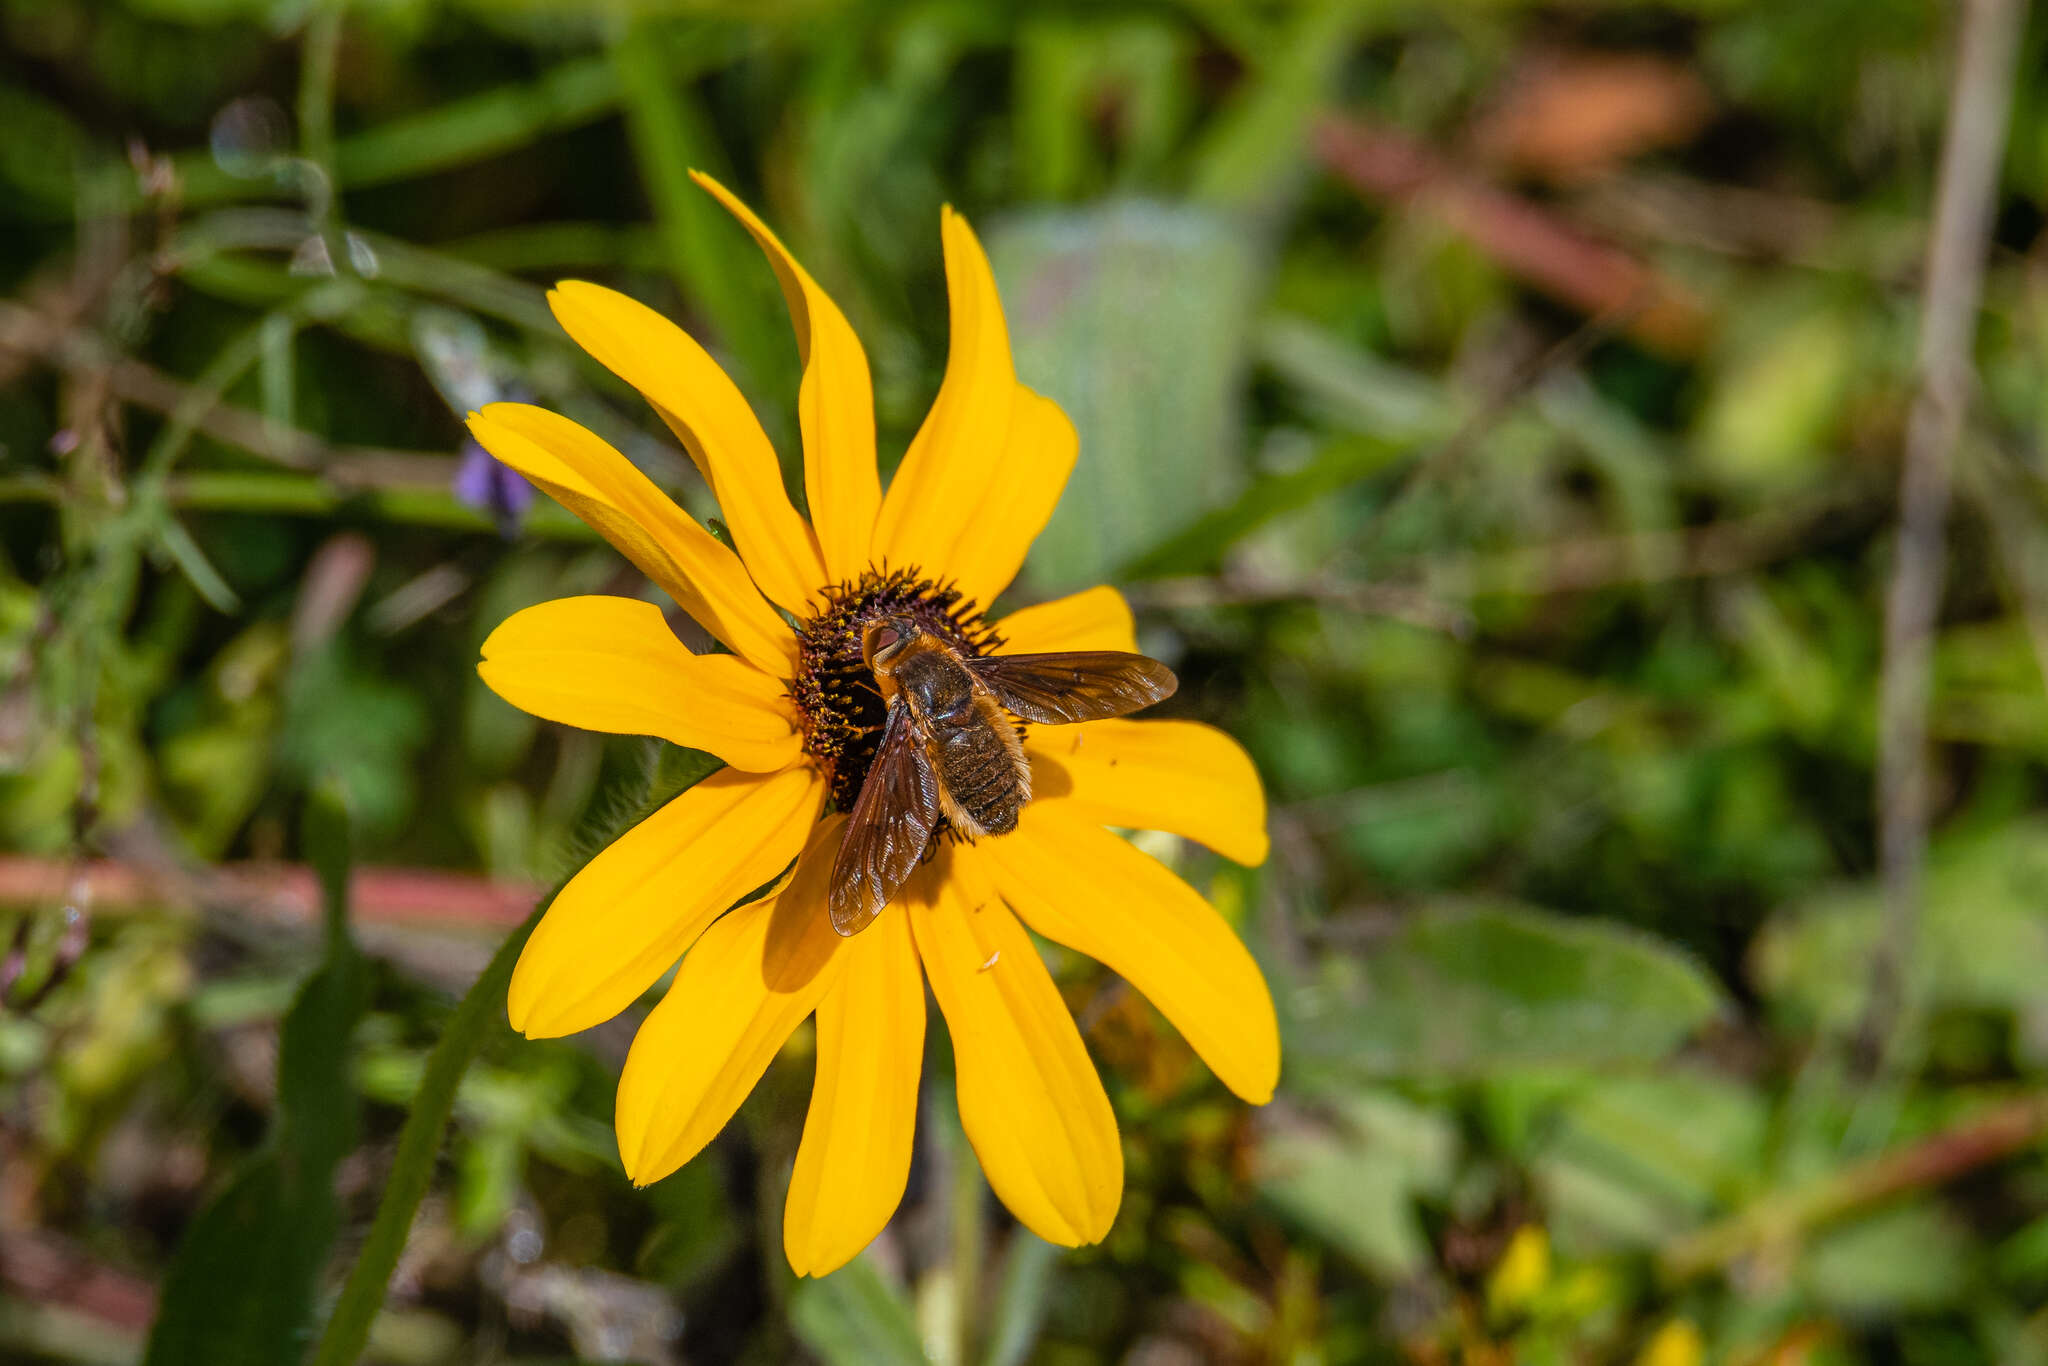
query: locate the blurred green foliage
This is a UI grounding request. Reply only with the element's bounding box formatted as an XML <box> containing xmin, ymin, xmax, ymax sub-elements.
<box><xmin>144</xmin><ymin>789</ymin><xmax>367</xmax><ymax>1366</ymax></box>
<box><xmin>4</xmin><ymin>0</ymin><xmax>2048</xmax><ymax>1363</ymax></box>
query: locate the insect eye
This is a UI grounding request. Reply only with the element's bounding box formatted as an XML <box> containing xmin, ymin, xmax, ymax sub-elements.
<box><xmin>871</xmin><ymin>626</ymin><xmax>901</xmax><ymax>652</ymax></box>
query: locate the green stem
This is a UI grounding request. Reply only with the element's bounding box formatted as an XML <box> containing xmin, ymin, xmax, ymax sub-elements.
<box><xmin>139</xmin><ymin>285</ymin><xmax>356</xmax><ymax>484</ymax></box>
<box><xmin>334</xmin><ymin>57</ymin><xmax>621</xmax><ymax>190</ymax></box>
<box><xmin>297</xmin><ymin>2</ymin><xmax>346</xmax><ymax>198</ymax></box>
<box><xmin>161</xmin><ymin>56</ymin><xmax>625</xmax><ymax>209</ymax></box>
<box><xmin>0</xmin><ymin>471</ymin><xmax>600</xmax><ymax>541</ymax></box>
<box><xmin>440</xmin><ymin>221</ymin><xmax>667</xmax><ymax>275</ymax></box>
<box><xmin>294</xmin><ymin>0</ymin><xmax>352</xmax><ymax>289</ymax></box>
<box><xmin>305</xmin><ymin>896</ymin><xmax>552</xmax><ymax>1366</ymax></box>
<box><xmin>0</xmin><ymin>475</ymin><xmax>58</xmax><ymax>502</ymax></box>
<box><xmin>948</xmin><ymin>1102</ymin><xmax>984</xmax><ymax>1366</ymax></box>
<box><xmin>171</xmin><ymin>212</ymin><xmax>557</xmax><ymax>337</ymax></box>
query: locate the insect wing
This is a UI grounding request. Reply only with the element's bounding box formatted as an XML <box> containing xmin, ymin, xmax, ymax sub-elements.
<box><xmin>964</xmin><ymin>651</ymin><xmax>1178</xmax><ymax>724</ymax></box>
<box><xmin>828</xmin><ymin>699</ymin><xmax>942</xmax><ymax>936</ymax></box>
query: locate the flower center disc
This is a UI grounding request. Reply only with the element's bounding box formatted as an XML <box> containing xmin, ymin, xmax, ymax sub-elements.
<box><xmin>793</xmin><ymin>569</ymin><xmax>1000</xmax><ymax>812</ymax></box>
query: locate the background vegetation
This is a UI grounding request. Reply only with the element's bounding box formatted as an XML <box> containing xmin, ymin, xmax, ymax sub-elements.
<box><xmin>4</xmin><ymin>0</ymin><xmax>2048</xmax><ymax>1362</ymax></box>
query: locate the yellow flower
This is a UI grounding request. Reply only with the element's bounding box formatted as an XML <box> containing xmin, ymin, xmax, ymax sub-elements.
<box><xmin>1486</xmin><ymin>1224</ymin><xmax>1551</xmax><ymax>1317</ymax></box>
<box><xmin>469</xmin><ymin>173</ymin><xmax>1278</xmax><ymax>1278</ymax></box>
<box><xmin>1635</xmin><ymin>1319</ymin><xmax>1704</xmax><ymax>1366</ymax></box>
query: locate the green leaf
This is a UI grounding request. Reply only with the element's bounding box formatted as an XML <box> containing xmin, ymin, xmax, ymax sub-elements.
<box><xmin>144</xmin><ymin>792</ymin><xmax>368</xmax><ymax>1366</ymax></box>
<box><xmin>1120</xmin><ymin>430</ymin><xmax>1413</xmax><ymax>579</ymax></box>
<box><xmin>0</xmin><ymin>80</ymin><xmax>95</xmax><ymax>215</ymax></box>
<box><xmin>1801</xmin><ymin>1203</ymin><xmax>1975</xmax><ymax>1314</ymax></box>
<box><xmin>1287</xmin><ymin>901</ymin><xmax>1728</xmax><ymax>1083</ymax></box>
<box><xmin>986</xmin><ymin>200</ymin><xmax>1262</xmax><ymax>593</ymax></box>
<box><xmin>1112</xmin><ymin>315</ymin><xmax>1447</xmax><ymax>579</ymax></box>
<box><xmin>981</xmin><ymin>1233</ymin><xmax>1061</xmax><ymax>1366</ymax></box>
<box><xmin>155</xmin><ymin>518</ymin><xmax>243</xmax><ymax>614</ymax></box>
<box><xmin>142</xmin><ymin>1160</ymin><xmax>325</xmax><ymax>1366</ymax></box>
<box><xmin>1520</xmin><ymin>1071</ymin><xmax>1769</xmax><ymax>1253</ymax></box>
<box><xmin>1994</xmin><ymin>1211</ymin><xmax>2048</xmax><ymax>1293</ymax></box>
<box><xmin>1696</xmin><ymin>297</ymin><xmax>1858</xmax><ymax>496</ymax></box>
<box><xmin>790</xmin><ymin>1255</ymin><xmax>930</xmax><ymax>1366</ymax></box>
<box><xmin>1254</xmin><ymin>315</ymin><xmax>1457</xmax><ymax>442</ymax></box>
<box><xmin>1258</xmin><ymin>1091</ymin><xmax>1458</xmax><ymax>1278</ymax></box>
<box><xmin>278</xmin><ymin>640</ymin><xmax>431</xmax><ymax>839</ymax></box>
<box><xmin>1753</xmin><ymin>817</ymin><xmax>2048</xmax><ymax>1037</ymax></box>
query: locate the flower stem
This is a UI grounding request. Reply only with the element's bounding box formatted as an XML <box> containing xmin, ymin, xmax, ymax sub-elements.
<box><xmin>296</xmin><ymin>1</ymin><xmax>345</xmax><ymax>193</ymax></box>
<box><xmin>949</xmin><ymin>1117</ymin><xmax>985</xmax><ymax>1366</ymax></box>
<box><xmin>304</xmin><ymin>892</ymin><xmax>552</xmax><ymax>1366</ymax></box>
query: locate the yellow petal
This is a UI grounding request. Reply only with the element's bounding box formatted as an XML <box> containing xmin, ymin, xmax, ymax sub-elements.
<box><xmin>467</xmin><ymin>403</ymin><xmax>796</xmax><ymax>677</ymax></box>
<box><xmin>615</xmin><ymin>817</ymin><xmax>847</xmax><ymax>1185</ymax></box>
<box><xmin>971</xmin><ymin>806</ymin><xmax>1279</xmax><ymax>1105</ymax></box>
<box><xmin>943</xmin><ymin>387</ymin><xmax>1078</xmax><ymax>611</ymax></box>
<box><xmin>910</xmin><ymin>853</ymin><xmax>1122</xmax><ymax>1246</ymax></box>
<box><xmin>509</xmin><ymin>765</ymin><xmax>823</xmax><ymax>1039</ymax></box>
<box><xmin>993</xmin><ymin>585</ymin><xmax>1138</xmax><ymax>654</ymax></box>
<box><xmin>691</xmin><ymin>172</ymin><xmax>880</xmax><ymax>587</ymax></box>
<box><xmin>1025</xmin><ymin>719</ymin><xmax>1268</xmax><ymax>865</ymax></box>
<box><xmin>479</xmin><ymin>596</ymin><xmax>801</xmax><ymax>773</ymax></box>
<box><xmin>548</xmin><ymin>280</ymin><xmax>828</xmax><ymax>613</ymax></box>
<box><xmin>871</xmin><ymin>209</ymin><xmax>1017</xmax><ymax>597</ymax></box>
<box><xmin>783</xmin><ymin>902</ymin><xmax>924</xmax><ymax>1277</ymax></box>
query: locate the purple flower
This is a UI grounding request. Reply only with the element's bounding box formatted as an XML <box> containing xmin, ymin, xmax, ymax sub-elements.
<box><xmin>454</xmin><ymin>438</ymin><xmax>535</xmax><ymax>538</ymax></box>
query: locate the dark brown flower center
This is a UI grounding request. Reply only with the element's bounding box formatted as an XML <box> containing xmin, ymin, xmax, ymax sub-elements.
<box><xmin>793</xmin><ymin>568</ymin><xmax>1000</xmax><ymax>812</ymax></box>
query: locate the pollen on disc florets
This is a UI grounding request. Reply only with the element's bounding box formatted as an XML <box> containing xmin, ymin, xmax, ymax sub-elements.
<box><xmin>794</xmin><ymin>567</ymin><xmax>1001</xmax><ymax>812</ymax></box>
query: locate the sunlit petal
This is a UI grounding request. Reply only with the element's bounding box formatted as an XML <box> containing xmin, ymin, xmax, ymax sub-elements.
<box><xmin>479</xmin><ymin>596</ymin><xmax>801</xmax><ymax>772</ymax></box>
<box><xmin>992</xmin><ymin>585</ymin><xmax>1139</xmax><ymax>655</ymax></box>
<box><xmin>615</xmin><ymin>816</ymin><xmax>847</xmax><ymax>1185</ymax></box>
<box><xmin>549</xmin><ymin>280</ymin><xmax>828</xmax><ymax>612</ymax></box>
<box><xmin>943</xmin><ymin>387</ymin><xmax>1078</xmax><ymax>611</ymax></box>
<box><xmin>783</xmin><ymin>901</ymin><xmax>924</xmax><ymax>1277</ymax></box>
<box><xmin>971</xmin><ymin>806</ymin><xmax>1279</xmax><ymax>1105</ymax></box>
<box><xmin>910</xmin><ymin>853</ymin><xmax>1122</xmax><ymax>1246</ymax></box>
<box><xmin>872</xmin><ymin>209</ymin><xmax>1017</xmax><ymax>591</ymax></box>
<box><xmin>467</xmin><ymin>403</ymin><xmax>796</xmax><ymax>676</ymax></box>
<box><xmin>1025</xmin><ymin>719</ymin><xmax>1268</xmax><ymax>865</ymax></box>
<box><xmin>692</xmin><ymin>172</ymin><xmax>880</xmax><ymax>586</ymax></box>
<box><xmin>508</xmin><ymin>765</ymin><xmax>823</xmax><ymax>1039</ymax></box>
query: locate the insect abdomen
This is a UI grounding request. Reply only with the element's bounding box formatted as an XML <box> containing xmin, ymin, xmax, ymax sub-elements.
<box><xmin>890</xmin><ymin>643</ymin><xmax>1031</xmax><ymax>838</ymax></box>
<box><xmin>931</xmin><ymin>715</ymin><xmax>1030</xmax><ymax>836</ymax></box>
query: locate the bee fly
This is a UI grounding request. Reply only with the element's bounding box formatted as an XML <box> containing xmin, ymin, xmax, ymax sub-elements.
<box><xmin>827</xmin><ymin>615</ymin><xmax>1177</xmax><ymax>935</ymax></box>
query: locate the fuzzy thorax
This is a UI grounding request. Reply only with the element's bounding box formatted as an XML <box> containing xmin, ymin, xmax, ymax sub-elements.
<box><xmin>791</xmin><ymin>568</ymin><xmax>1000</xmax><ymax>813</ymax></box>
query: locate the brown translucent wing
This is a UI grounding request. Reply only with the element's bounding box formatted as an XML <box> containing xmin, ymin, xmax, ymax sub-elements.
<box><xmin>964</xmin><ymin>651</ymin><xmax>1178</xmax><ymax>724</ymax></box>
<box><xmin>828</xmin><ymin>698</ymin><xmax>943</xmax><ymax>936</ymax></box>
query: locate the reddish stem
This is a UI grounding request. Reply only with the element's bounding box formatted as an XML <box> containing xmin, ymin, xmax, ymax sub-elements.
<box><xmin>1312</xmin><ymin>115</ymin><xmax>1711</xmax><ymax>356</ymax></box>
<box><xmin>0</xmin><ymin>855</ymin><xmax>540</xmax><ymax>931</ymax></box>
